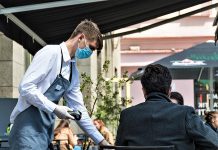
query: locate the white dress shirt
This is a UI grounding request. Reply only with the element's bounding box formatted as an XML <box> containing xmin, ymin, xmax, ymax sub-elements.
<box><xmin>10</xmin><ymin>42</ymin><xmax>104</xmax><ymax>144</ymax></box>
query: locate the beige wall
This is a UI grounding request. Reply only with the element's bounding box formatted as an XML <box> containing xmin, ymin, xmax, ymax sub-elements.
<box><xmin>172</xmin><ymin>80</ymin><xmax>194</xmax><ymax>107</ymax></box>
<box><xmin>130</xmin><ymin>79</ymin><xmax>194</xmax><ymax>107</ymax></box>
<box><xmin>0</xmin><ymin>33</ymin><xmax>13</xmax><ymax>98</ymax></box>
<box><xmin>0</xmin><ymin>33</ymin><xmax>30</xmax><ymax>98</ymax></box>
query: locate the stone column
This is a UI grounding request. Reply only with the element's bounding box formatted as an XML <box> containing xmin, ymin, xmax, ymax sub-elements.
<box><xmin>99</xmin><ymin>34</ymin><xmax>121</xmax><ymax>78</ymax></box>
<box><xmin>0</xmin><ymin>33</ymin><xmax>30</xmax><ymax>98</ymax></box>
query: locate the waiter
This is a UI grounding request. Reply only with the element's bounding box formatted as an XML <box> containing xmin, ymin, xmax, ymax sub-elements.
<box><xmin>9</xmin><ymin>20</ymin><xmax>108</xmax><ymax>149</ymax></box>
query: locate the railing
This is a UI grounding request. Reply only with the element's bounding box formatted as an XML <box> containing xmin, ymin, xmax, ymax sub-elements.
<box><xmin>99</xmin><ymin>145</ymin><xmax>175</xmax><ymax>150</ymax></box>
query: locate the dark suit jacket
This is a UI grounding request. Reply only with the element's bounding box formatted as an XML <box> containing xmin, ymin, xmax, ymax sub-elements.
<box><xmin>205</xmin><ymin>122</ymin><xmax>218</xmax><ymax>133</ymax></box>
<box><xmin>116</xmin><ymin>92</ymin><xmax>218</xmax><ymax>150</ymax></box>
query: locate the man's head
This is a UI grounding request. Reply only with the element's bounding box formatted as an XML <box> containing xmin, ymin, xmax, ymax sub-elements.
<box><xmin>93</xmin><ymin>119</ymin><xmax>105</xmax><ymax>130</ymax></box>
<box><xmin>70</xmin><ymin>19</ymin><xmax>103</xmax><ymax>51</ymax></box>
<box><xmin>205</xmin><ymin>111</ymin><xmax>218</xmax><ymax>128</ymax></box>
<box><xmin>141</xmin><ymin>64</ymin><xmax>172</xmax><ymax>97</ymax></box>
<box><xmin>170</xmin><ymin>91</ymin><xmax>184</xmax><ymax>105</ymax></box>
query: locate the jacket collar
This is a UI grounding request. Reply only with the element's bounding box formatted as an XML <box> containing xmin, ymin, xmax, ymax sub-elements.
<box><xmin>145</xmin><ymin>92</ymin><xmax>171</xmax><ymax>103</ymax></box>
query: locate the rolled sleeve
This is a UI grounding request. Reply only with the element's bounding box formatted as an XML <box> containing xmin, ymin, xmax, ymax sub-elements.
<box><xmin>43</xmin><ymin>97</ymin><xmax>57</xmax><ymax>113</ymax></box>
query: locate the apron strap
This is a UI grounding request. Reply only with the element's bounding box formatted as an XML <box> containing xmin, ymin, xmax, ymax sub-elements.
<box><xmin>59</xmin><ymin>47</ymin><xmax>64</xmax><ymax>75</ymax></box>
<box><xmin>69</xmin><ymin>62</ymin><xmax>72</xmax><ymax>83</ymax></box>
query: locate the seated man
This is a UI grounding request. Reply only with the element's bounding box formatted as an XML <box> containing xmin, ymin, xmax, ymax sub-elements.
<box><xmin>116</xmin><ymin>64</ymin><xmax>218</xmax><ymax>150</ymax></box>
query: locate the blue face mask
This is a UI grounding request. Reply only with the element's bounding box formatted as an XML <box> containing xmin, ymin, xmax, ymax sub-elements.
<box><xmin>75</xmin><ymin>46</ymin><xmax>93</xmax><ymax>59</ymax></box>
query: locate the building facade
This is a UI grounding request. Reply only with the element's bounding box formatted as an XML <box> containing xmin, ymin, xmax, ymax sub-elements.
<box><xmin>118</xmin><ymin>2</ymin><xmax>217</xmax><ymax>109</ymax></box>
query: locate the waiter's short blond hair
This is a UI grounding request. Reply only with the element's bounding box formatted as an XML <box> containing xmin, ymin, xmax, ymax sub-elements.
<box><xmin>70</xmin><ymin>19</ymin><xmax>103</xmax><ymax>50</ymax></box>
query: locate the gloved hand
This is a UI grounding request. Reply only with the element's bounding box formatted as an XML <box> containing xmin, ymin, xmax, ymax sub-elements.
<box><xmin>99</xmin><ymin>139</ymin><xmax>110</xmax><ymax>145</ymax></box>
<box><xmin>99</xmin><ymin>140</ymin><xmax>111</xmax><ymax>150</ymax></box>
<box><xmin>53</xmin><ymin>105</ymin><xmax>74</xmax><ymax>120</ymax></box>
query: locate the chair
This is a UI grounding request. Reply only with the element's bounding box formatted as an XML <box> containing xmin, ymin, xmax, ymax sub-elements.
<box><xmin>99</xmin><ymin>145</ymin><xmax>175</xmax><ymax>150</ymax></box>
<box><xmin>51</xmin><ymin>139</ymin><xmax>72</xmax><ymax>150</ymax></box>
<box><xmin>0</xmin><ymin>139</ymin><xmax>9</xmax><ymax>150</ymax></box>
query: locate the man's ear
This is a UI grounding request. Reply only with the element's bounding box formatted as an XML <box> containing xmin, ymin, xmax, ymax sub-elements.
<box><xmin>78</xmin><ymin>33</ymin><xmax>84</xmax><ymax>40</ymax></box>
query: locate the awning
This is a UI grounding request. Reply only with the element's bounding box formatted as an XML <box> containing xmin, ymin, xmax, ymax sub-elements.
<box><xmin>0</xmin><ymin>0</ymin><xmax>210</xmax><ymax>55</ymax></box>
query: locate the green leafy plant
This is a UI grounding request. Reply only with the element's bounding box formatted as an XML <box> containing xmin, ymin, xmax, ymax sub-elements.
<box><xmin>80</xmin><ymin>60</ymin><xmax>133</xmax><ymax>150</ymax></box>
<box><xmin>80</xmin><ymin>60</ymin><xmax>132</xmax><ymax>126</ymax></box>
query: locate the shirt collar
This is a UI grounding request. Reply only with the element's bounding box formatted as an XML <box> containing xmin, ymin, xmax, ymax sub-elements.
<box><xmin>60</xmin><ymin>42</ymin><xmax>75</xmax><ymax>62</ymax></box>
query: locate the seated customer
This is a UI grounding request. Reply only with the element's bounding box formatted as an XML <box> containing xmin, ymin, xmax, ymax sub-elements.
<box><xmin>170</xmin><ymin>91</ymin><xmax>184</xmax><ymax>105</ymax></box>
<box><xmin>116</xmin><ymin>64</ymin><xmax>218</xmax><ymax>150</ymax></box>
<box><xmin>204</xmin><ymin>111</ymin><xmax>218</xmax><ymax>133</ymax></box>
<box><xmin>93</xmin><ymin>119</ymin><xmax>114</xmax><ymax>145</ymax></box>
<box><xmin>54</xmin><ymin>119</ymin><xmax>78</xmax><ymax>150</ymax></box>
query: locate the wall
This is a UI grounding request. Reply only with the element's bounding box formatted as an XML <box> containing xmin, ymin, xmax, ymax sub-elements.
<box><xmin>130</xmin><ymin>79</ymin><xmax>194</xmax><ymax>107</ymax></box>
<box><xmin>0</xmin><ymin>33</ymin><xmax>30</xmax><ymax>98</ymax></box>
<box><xmin>172</xmin><ymin>80</ymin><xmax>194</xmax><ymax>107</ymax></box>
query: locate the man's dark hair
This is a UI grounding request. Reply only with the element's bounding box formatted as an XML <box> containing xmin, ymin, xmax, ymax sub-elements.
<box><xmin>141</xmin><ymin>64</ymin><xmax>172</xmax><ymax>95</ymax></box>
<box><xmin>170</xmin><ymin>91</ymin><xmax>184</xmax><ymax>105</ymax></box>
<box><xmin>204</xmin><ymin>111</ymin><xmax>218</xmax><ymax>124</ymax></box>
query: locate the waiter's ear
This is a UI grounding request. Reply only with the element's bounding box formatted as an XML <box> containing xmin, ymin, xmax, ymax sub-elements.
<box><xmin>78</xmin><ymin>33</ymin><xmax>84</xmax><ymax>40</ymax></box>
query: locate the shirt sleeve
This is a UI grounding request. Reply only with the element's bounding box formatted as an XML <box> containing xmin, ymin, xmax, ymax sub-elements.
<box><xmin>185</xmin><ymin>107</ymin><xmax>218</xmax><ymax>149</ymax></box>
<box><xmin>65</xmin><ymin>85</ymin><xmax>104</xmax><ymax>144</ymax></box>
<box><xmin>18</xmin><ymin>45</ymin><xmax>57</xmax><ymax>114</ymax></box>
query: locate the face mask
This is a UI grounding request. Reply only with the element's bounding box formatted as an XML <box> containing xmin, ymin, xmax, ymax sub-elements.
<box><xmin>75</xmin><ymin>47</ymin><xmax>93</xmax><ymax>59</ymax></box>
<box><xmin>75</xmin><ymin>37</ymin><xmax>93</xmax><ymax>59</ymax></box>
